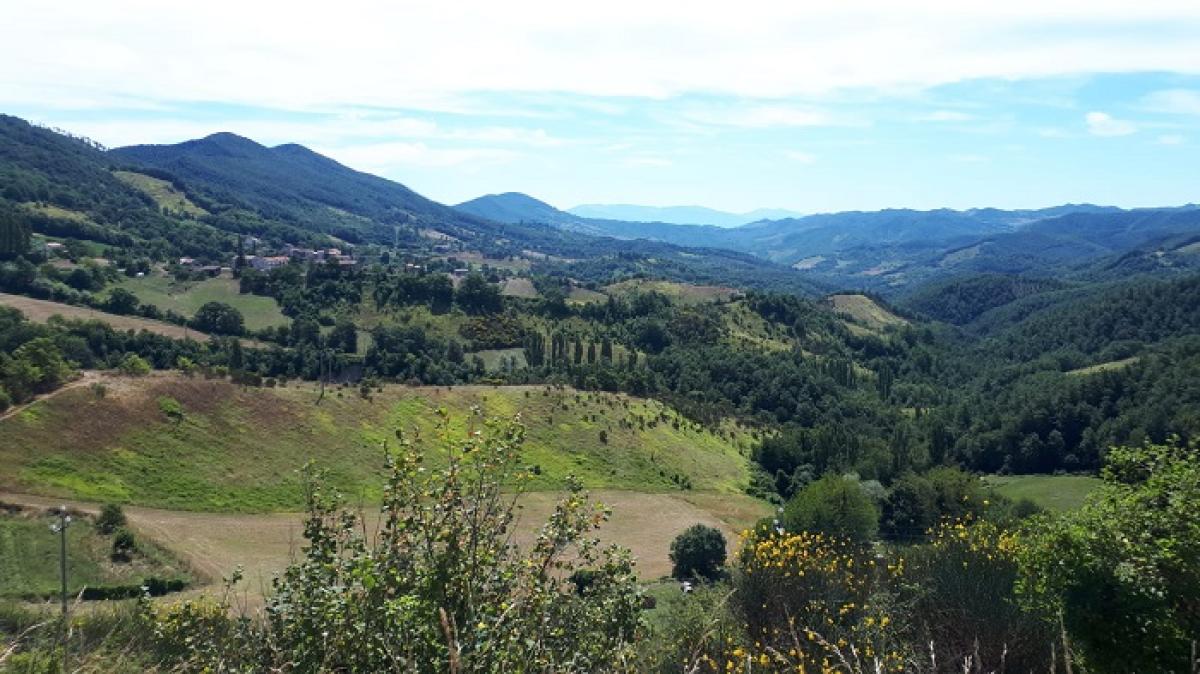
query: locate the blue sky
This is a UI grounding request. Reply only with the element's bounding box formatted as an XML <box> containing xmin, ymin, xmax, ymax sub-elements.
<box><xmin>3</xmin><ymin>2</ymin><xmax>1200</xmax><ymax>213</ymax></box>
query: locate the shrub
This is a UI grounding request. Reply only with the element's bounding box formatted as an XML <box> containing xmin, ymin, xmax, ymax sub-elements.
<box><xmin>1018</xmin><ymin>441</ymin><xmax>1200</xmax><ymax>673</ymax></box>
<box><xmin>903</xmin><ymin>518</ymin><xmax>1053</xmax><ymax>673</ymax></box>
<box><xmin>157</xmin><ymin>396</ymin><xmax>184</xmax><ymax>423</ymax></box>
<box><xmin>782</xmin><ymin>474</ymin><xmax>879</xmax><ymax>542</ymax></box>
<box><xmin>669</xmin><ymin>524</ymin><xmax>727</xmax><ymax>581</ymax></box>
<box><xmin>95</xmin><ymin>503</ymin><xmax>127</xmax><ymax>534</ymax></box>
<box><xmin>111</xmin><ymin>528</ymin><xmax>137</xmax><ymax>562</ymax></box>
<box><xmin>142</xmin><ymin>411</ymin><xmax>644</xmax><ymax>671</ymax></box>
<box><xmin>117</xmin><ymin>353</ymin><xmax>151</xmax><ymax>376</ymax></box>
<box><xmin>730</xmin><ymin>528</ymin><xmax>906</xmax><ymax>672</ymax></box>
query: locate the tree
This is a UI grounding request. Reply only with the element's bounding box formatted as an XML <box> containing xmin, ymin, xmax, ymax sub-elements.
<box><xmin>5</xmin><ymin>337</ymin><xmax>73</xmax><ymax>399</ymax></box>
<box><xmin>782</xmin><ymin>474</ymin><xmax>879</xmax><ymax>543</ymax></box>
<box><xmin>104</xmin><ymin>287</ymin><xmax>140</xmax><ymax>315</ymax></box>
<box><xmin>455</xmin><ymin>273</ymin><xmax>502</xmax><ymax>314</ymax></box>
<box><xmin>669</xmin><ymin>524</ymin><xmax>727</xmax><ymax>581</ymax></box>
<box><xmin>0</xmin><ymin>205</ymin><xmax>30</xmax><ymax>260</ymax></box>
<box><xmin>329</xmin><ymin>319</ymin><xmax>358</xmax><ymax>354</ymax></box>
<box><xmin>191</xmin><ymin>302</ymin><xmax>245</xmax><ymax>336</ymax></box>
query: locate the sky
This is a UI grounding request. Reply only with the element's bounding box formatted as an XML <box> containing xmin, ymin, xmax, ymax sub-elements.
<box><xmin>3</xmin><ymin>1</ymin><xmax>1200</xmax><ymax>214</ymax></box>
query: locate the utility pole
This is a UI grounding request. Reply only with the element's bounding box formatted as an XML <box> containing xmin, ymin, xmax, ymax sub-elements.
<box><xmin>50</xmin><ymin>505</ymin><xmax>71</xmax><ymax>672</ymax></box>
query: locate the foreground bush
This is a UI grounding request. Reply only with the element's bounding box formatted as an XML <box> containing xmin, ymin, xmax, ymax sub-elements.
<box><xmin>1018</xmin><ymin>440</ymin><xmax>1200</xmax><ymax>673</ymax></box>
<box><xmin>143</xmin><ymin>410</ymin><xmax>645</xmax><ymax>672</ymax></box>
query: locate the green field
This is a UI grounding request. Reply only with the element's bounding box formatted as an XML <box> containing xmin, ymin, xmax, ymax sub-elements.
<box><xmin>0</xmin><ymin>375</ymin><xmax>756</xmax><ymax>513</ymax></box>
<box><xmin>0</xmin><ymin>506</ymin><xmax>189</xmax><ymax>598</ymax></box>
<box><xmin>983</xmin><ymin>474</ymin><xmax>1100</xmax><ymax>512</ymax></box>
<box><xmin>115</xmin><ymin>275</ymin><xmax>288</xmax><ymax>331</ymax></box>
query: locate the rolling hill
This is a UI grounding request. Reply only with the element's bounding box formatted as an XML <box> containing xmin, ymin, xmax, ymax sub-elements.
<box><xmin>0</xmin><ymin>374</ymin><xmax>757</xmax><ymax>512</ymax></box>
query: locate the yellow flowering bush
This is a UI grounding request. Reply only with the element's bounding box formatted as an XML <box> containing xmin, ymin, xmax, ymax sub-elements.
<box><xmin>698</xmin><ymin>529</ymin><xmax>910</xmax><ymax>673</ymax></box>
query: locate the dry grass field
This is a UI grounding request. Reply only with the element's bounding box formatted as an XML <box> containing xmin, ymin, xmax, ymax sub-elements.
<box><xmin>0</xmin><ymin>488</ymin><xmax>767</xmax><ymax>600</ymax></box>
<box><xmin>827</xmin><ymin>293</ymin><xmax>908</xmax><ymax>330</ymax></box>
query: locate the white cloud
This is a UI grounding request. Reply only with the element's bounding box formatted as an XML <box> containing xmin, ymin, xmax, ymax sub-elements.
<box><xmin>30</xmin><ymin>114</ymin><xmax>564</xmax><ymax>152</ymax></box>
<box><xmin>948</xmin><ymin>153</ymin><xmax>989</xmax><ymax>163</ymax></box>
<box><xmin>1085</xmin><ymin>111</ymin><xmax>1137</xmax><ymax>137</ymax></box>
<box><xmin>783</xmin><ymin>150</ymin><xmax>817</xmax><ymax>163</ymax></box>
<box><xmin>5</xmin><ymin>1</ymin><xmax>1200</xmax><ymax>110</ymax></box>
<box><xmin>314</xmin><ymin>142</ymin><xmax>520</xmax><ymax>173</ymax></box>
<box><xmin>624</xmin><ymin>156</ymin><xmax>673</xmax><ymax>167</ymax></box>
<box><xmin>1141</xmin><ymin>88</ymin><xmax>1200</xmax><ymax>115</ymax></box>
<box><xmin>680</xmin><ymin>105</ymin><xmax>834</xmax><ymax>129</ymax></box>
<box><xmin>917</xmin><ymin>110</ymin><xmax>974</xmax><ymax>122</ymax></box>
<box><xmin>1157</xmin><ymin>134</ymin><xmax>1186</xmax><ymax>145</ymax></box>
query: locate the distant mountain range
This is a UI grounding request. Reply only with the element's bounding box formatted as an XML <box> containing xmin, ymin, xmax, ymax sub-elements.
<box><xmin>566</xmin><ymin>203</ymin><xmax>804</xmax><ymax>227</ymax></box>
<box><xmin>455</xmin><ymin>191</ymin><xmax>1200</xmax><ymax>290</ymax></box>
<box><xmin>4</xmin><ymin>112</ymin><xmax>1199</xmax><ymax>298</ymax></box>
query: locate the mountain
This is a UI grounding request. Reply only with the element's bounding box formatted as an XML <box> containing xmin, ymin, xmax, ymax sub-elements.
<box><xmin>567</xmin><ymin>203</ymin><xmax>804</xmax><ymax>227</ymax></box>
<box><xmin>456</xmin><ymin>192</ymin><xmax>583</xmax><ymax>227</ymax></box>
<box><xmin>111</xmin><ymin>133</ymin><xmax>507</xmax><ymax>245</ymax></box>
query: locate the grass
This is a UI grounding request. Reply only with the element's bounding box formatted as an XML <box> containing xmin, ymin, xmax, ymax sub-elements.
<box><xmin>982</xmin><ymin>474</ymin><xmax>1100</xmax><ymax>512</ymax></box>
<box><xmin>0</xmin><ymin>374</ymin><xmax>757</xmax><ymax>513</ymax></box>
<box><xmin>827</xmin><ymin>294</ymin><xmax>907</xmax><ymax>330</ymax></box>
<box><xmin>21</xmin><ymin>203</ymin><xmax>92</xmax><ymax>222</ymax></box>
<box><xmin>114</xmin><ymin>275</ymin><xmax>288</xmax><ymax>331</ymax></box>
<box><xmin>0</xmin><ymin>291</ymin><xmax>222</xmax><ymax>342</ymax></box>
<box><xmin>1066</xmin><ymin>356</ymin><xmax>1140</xmax><ymax>376</ymax></box>
<box><xmin>566</xmin><ymin>287</ymin><xmax>607</xmax><ymax>304</ymax></box>
<box><xmin>113</xmin><ymin>171</ymin><xmax>207</xmax><ymax>216</ymax></box>
<box><xmin>0</xmin><ymin>506</ymin><xmax>189</xmax><ymax>598</ymax></box>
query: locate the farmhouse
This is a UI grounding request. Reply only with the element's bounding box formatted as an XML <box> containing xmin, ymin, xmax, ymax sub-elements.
<box><xmin>250</xmin><ymin>255</ymin><xmax>291</xmax><ymax>271</ymax></box>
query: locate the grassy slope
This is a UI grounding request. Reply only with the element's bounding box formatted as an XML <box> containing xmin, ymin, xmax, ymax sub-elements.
<box><xmin>827</xmin><ymin>294</ymin><xmax>908</xmax><ymax>330</ymax></box>
<box><xmin>112</xmin><ymin>170</ymin><xmax>208</xmax><ymax>216</ymax></box>
<box><xmin>115</xmin><ymin>275</ymin><xmax>288</xmax><ymax>331</ymax></box>
<box><xmin>604</xmin><ymin>279</ymin><xmax>738</xmax><ymax>305</ymax></box>
<box><xmin>0</xmin><ymin>374</ymin><xmax>756</xmax><ymax>513</ymax></box>
<box><xmin>983</xmin><ymin>474</ymin><xmax>1100</xmax><ymax>512</ymax></box>
<box><xmin>0</xmin><ymin>507</ymin><xmax>189</xmax><ymax>597</ymax></box>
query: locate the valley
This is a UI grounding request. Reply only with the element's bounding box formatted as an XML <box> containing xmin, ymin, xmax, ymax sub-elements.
<box><xmin>0</xmin><ymin>110</ymin><xmax>1197</xmax><ymax>673</ymax></box>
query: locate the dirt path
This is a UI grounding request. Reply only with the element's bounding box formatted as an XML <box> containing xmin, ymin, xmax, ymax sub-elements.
<box><xmin>0</xmin><ymin>371</ymin><xmax>104</xmax><ymax>423</ymax></box>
